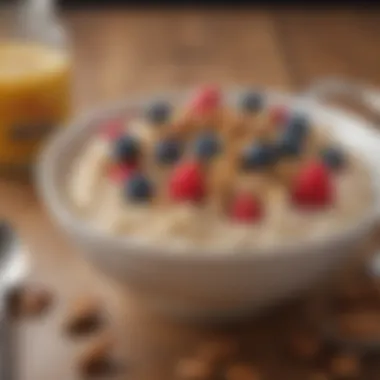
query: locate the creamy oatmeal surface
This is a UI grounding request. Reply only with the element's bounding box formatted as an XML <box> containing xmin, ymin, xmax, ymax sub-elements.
<box><xmin>66</xmin><ymin>87</ymin><xmax>373</xmax><ymax>252</ymax></box>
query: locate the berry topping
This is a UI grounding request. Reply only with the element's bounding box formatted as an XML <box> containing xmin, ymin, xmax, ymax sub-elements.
<box><xmin>292</xmin><ymin>161</ymin><xmax>334</xmax><ymax>207</ymax></box>
<box><xmin>155</xmin><ymin>139</ymin><xmax>182</xmax><ymax>165</ymax></box>
<box><xmin>286</xmin><ymin>113</ymin><xmax>310</xmax><ymax>140</ymax></box>
<box><xmin>100</xmin><ymin>119</ymin><xmax>124</xmax><ymax>140</ymax></box>
<box><xmin>112</xmin><ymin>135</ymin><xmax>140</xmax><ymax>164</ymax></box>
<box><xmin>108</xmin><ymin>163</ymin><xmax>137</xmax><ymax>183</ymax></box>
<box><xmin>276</xmin><ymin>131</ymin><xmax>303</xmax><ymax>157</ymax></box>
<box><xmin>146</xmin><ymin>101</ymin><xmax>171</xmax><ymax>125</ymax></box>
<box><xmin>194</xmin><ymin>131</ymin><xmax>221</xmax><ymax>160</ymax></box>
<box><xmin>321</xmin><ymin>146</ymin><xmax>345</xmax><ymax>170</ymax></box>
<box><xmin>241</xmin><ymin>143</ymin><xmax>277</xmax><ymax>170</ymax></box>
<box><xmin>125</xmin><ymin>173</ymin><xmax>153</xmax><ymax>202</ymax></box>
<box><xmin>169</xmin><ymin>161</ymin><xmax>205</xmax><ymax>202</ymax></box>
<box><xmin>230</xmin><ymin>193</ymin><xmax>262</xmax><ymax>223</ymax></box>
<box><xmin>269</xmin><ymin>105</ymin><xmax>289</xmax><ymax>126</ymax></box>
<box><xmin>191</xmin><ymin>85</ymin><xmax>221</xmax><ymax>116</ymax></box>
<box><xmin>239</xmin><ymin>91</ymin><xmax>264</xmax><ymax>113</ymax></box>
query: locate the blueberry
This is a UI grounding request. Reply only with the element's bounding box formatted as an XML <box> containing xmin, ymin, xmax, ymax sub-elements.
<box><xmin>194</xmin><ymin>132</ymin><xmax>221</xmax><ymax>160</ymax></box>
<box><xmin>241</xmin><ymin>143</ymin><xmax>277</xmax><ymax>170</ymax></box>
<box><xmin>112</xmin><ymin>136</ymin><xmax>140</xmax><ymax>163</ymax></box>
<box><xmin>146</xmin><ymin>101</ymin><xmax>171</xmax><ymax>125</ymax></box>
<box><xmin>155</xmin><ymin>139</ymin><xmax>182</xmax><ymax>165</ymax></box>
<box><xmin>125</xmin><ymin>174</ymin><xmax>153</xmax><ymax>202</ymax></box>
<box><xmin>321</xmin><ymin>146</ymin><xmax>345</xmax><ymax>170</ymax></box>
<box><xmin>286</xmin><ymin>113</ymin><xmax>310</xmax><ymax>139</ymax></box>
<box><xmin>239</xmin><ymin>91</ymin><xmax>264</xmax><ymax>113</ymax></box>
<box><xmin>276</xmin><ymin>131</ymin><xmax>303</xmax><ymax>156</ymax></box>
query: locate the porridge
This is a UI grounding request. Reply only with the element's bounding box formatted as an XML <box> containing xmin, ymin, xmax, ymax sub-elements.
<box><xmin>66</xmin><ymin>86</ymin><xmax>374</xmax><ymax>252</ymax></box>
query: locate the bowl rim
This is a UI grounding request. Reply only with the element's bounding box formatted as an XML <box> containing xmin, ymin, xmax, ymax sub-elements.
<box><xmin>35</xmin><ymin>87</ymin><xmax>380</xmax><ymax>263</ymax></box>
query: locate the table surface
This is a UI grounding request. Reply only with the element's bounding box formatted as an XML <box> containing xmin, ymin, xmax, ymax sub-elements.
<box><xmin>1</xmin><ymin>8</ymin><xmax>380</xmax><ymax>380</ymax></box>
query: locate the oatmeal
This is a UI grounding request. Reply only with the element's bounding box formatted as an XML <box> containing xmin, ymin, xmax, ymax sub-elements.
<box><xmin>66</xmin><ymin>86</ymin><xmax>373</xmax><ymax>251</ymax></box>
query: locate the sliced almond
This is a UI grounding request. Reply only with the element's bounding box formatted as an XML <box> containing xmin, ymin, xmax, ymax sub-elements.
<box><xmin>63</xmin><ymin>296</ymin><xmax>103</xmax><ymax>336</ymax></box>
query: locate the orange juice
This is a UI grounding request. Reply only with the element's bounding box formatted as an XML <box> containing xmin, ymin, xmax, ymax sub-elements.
<box><xmin>0</xmin><ymin>42</ymin><xmax>71</xmax><ymax>169</ymax></box>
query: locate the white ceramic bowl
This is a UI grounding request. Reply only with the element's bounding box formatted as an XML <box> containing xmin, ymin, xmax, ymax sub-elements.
<box><xmin>36</xmin><ymin>89</ymin><xmax>380</xmax><ymax>321</ymax></box>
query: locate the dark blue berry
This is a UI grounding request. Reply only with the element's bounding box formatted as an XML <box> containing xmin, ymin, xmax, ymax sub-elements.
<box><xmin>112</xmin><ymin>136</ymin><xmax>140</xmax><ymax>163</ymax></box>
<box><xmin>125</xmin><ymin>174</ymin><xmax>153</xmax><ymax>202</ymax></box>
<box><xmin>155</xmin><ymin>139</ymin><xmax>182</xmax><ymax>165</ymax></box>
<box><xmin>321</xmin><ymin>146</ymin><xmax>345</xmax><ymax>170</ymax></box>
<box><xmin>276</xmin><ymin>131</ymin><xmax>303</xmax><ymax>156</ymax></box>
<box><xmin>194</xmin><ymin>132</ymin><xmax>221</xmax><ymax>160</ymax></box>
<box><xmin>241</xmin><ymin>143</ymin><xmax>277</xmax><ymax>170</ymax></box>
<box><xmin>146</xmin><ymin>101</ymin><xmax>171</xmax><ymax>125</ymax></box>
<box><xmin>239</xmin><ymin>91</ymin><xmax>264</xmax><ymax>113</ymax></box>
<box><xmin>286</xmin><ymin>113</ymin><xmax>310</xmax><ymax>140</ymax></box>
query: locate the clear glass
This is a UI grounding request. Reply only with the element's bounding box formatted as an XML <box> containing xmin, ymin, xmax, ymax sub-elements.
<box><xmin>0</xmin><ymin>0</ymin><xmax>71</xmax><ymax>174</ymax></box>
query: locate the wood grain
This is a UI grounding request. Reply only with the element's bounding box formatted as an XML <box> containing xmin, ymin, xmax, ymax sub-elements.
<box><xmin>0</xmin><ymin>8</ymin><xmax>379</xmax><ymax>380</ymax></box>
<box><xmin>272</xmin><ymin>9</ymin><xmax>380</xmax><ymax>89</ymax></box>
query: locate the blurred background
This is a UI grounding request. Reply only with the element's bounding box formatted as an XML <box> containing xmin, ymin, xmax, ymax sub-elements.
<box><xmin>56</xmin><ymin>3</ymin><xmax>380</xmax><ymax>113</ymax></box>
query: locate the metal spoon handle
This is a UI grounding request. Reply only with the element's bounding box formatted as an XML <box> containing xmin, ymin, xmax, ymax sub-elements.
<box><xmin>0</xmin><ymin>299</ymin><xmax>14</xmax><ymax>380</ymax></box>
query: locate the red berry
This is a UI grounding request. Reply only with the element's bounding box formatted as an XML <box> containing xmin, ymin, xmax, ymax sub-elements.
<box><xmin>231</xmin><ymin>193</ymin><xmax>262</xmax><ymax>223</ymax></box>
<box><xmin>108</xmin><ymin>163</ymin><xmax>137</xmax><ymax>183</ymax></box>
<box><xmin>169</xmin><ymin>161</ymin><xmax>205</xmax><ymax>202</ymax></box>
<box><xmin>292</xmin><ymin>161</ymin><xmax>334</xmax><ymax>207</ymax></box>
<box><xmin>100</xmin><ymin>119</ymin><xmax>124</xmax><ymax>140</ymax></box>
<box><xmin>191</xmin><ymin>85</ymin><xmax>221</xmax><ymax>116</ymax></box>
<box><xmin>270</xmin><ymin>105</ymin><xmax>289</xmax><ymax>126</ymax></box>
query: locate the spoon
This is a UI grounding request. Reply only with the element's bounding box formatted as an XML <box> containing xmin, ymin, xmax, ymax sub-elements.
<box><xmin>0</xmin><ymin>222</ymin><xmax>29</xmax><ymax>380</ymax></box>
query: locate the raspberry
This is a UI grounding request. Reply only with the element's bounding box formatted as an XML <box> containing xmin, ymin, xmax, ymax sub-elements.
<box><xmin>292</xmin><ymin>161</ymin><xmax>334</xmax><ymax>207</ymax></box>
<box><xmin>107</xmin><ymin>163</ymin><xmax>137</xmax><ymax>183</ymax></box>
<box><xmin>230</xmin><ymin>193</ymin><xmax>262</xmax><ymax>223</ymax></box>
<box><xmin>169</xmin><ymin>161</ymin><xmax>205</xmax><ymax>202</ymax></box>
<box><xmin>99</xmin><ymin>119</ymin><xmax>124</xmax><ymax>140</ymax></box>
<box><xmin>270</xmin><ymin>105</ymin><xmax>289</xmax><ymax>126</ymax></box>
<box><xmin>191</xmin><ymin>85</ymin><xmax>221</xmax><ymax>116</ymax></box>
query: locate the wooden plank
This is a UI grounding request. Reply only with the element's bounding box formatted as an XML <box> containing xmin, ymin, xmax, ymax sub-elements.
<box><xmin>64</xmin><ymin>9</ymin><xmax>293</xmax><ymax>112</ymax></box>
<box><xmin>272</xmin><ymin>9</ymin><xmax>380</xmax><ymax>90</ymax></box>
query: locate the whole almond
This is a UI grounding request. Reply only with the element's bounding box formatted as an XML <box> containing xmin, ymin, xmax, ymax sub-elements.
<box><xmin>225</xmin><ymin>363</ymin><xmax>260</xmax><ymax>380</ymax></box>
<box><xmin>175</xmin><ymin>358</ymin><xmax>213</xmax><ymax>380</ymax></box>
<box><xmin>78</xmin><ymin>332</ymin><xmax>116</xmax><ymax>377</ymax></box>
<box><xmin>64</xmin><ymin>296</ymin><xmax>103</xmax><ymax>336</ymax></box>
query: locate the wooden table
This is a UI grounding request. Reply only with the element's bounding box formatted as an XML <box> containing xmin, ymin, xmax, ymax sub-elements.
<box><xmin>1</xmin><ymin>8</ymin><xmax>380</xmax><ymax>380</ymax></box>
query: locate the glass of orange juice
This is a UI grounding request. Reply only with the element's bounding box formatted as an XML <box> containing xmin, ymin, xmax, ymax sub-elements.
<box><xmin>0</xmin><ymin>0</ymin><xmax>71</xmax><ymax>175</ymax></box>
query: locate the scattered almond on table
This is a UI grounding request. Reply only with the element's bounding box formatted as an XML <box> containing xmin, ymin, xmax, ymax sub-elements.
<box><xmin>77</xmin><ymin>331</ymin><xmax>117</xmax><ymax>378</ymax></box>
<box><xmin>175</xmin><ymin>357</ymin><xmax>214</xmax><ymax>380</ymax></box>
<box><xmin>224</xmin><ymin>363</ymin><xmax>260</xmax><ymax>380</ymax></box>
<box><xmin>288</xmin><ymin>330</ymin><xmax>322</xmax><ymax>360</ymax></box>
<box><xmin>329</xmin><ymin>352</ymin><xmax>361</xmax><ymax>378</ymax></box>
<box><xmin>335</xmin><ymin>309</ymin><xmax>380</xmax><ymax>340</ymax></box>
<box><xmin>8</xmin><ymin>283</ymin><xmax>53</xmax><ymax>318</ymax></box>
<box><xmin>64</xmin><ymin>296</ymin><xmax>104</xmax><ymax>336</ymax></box>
